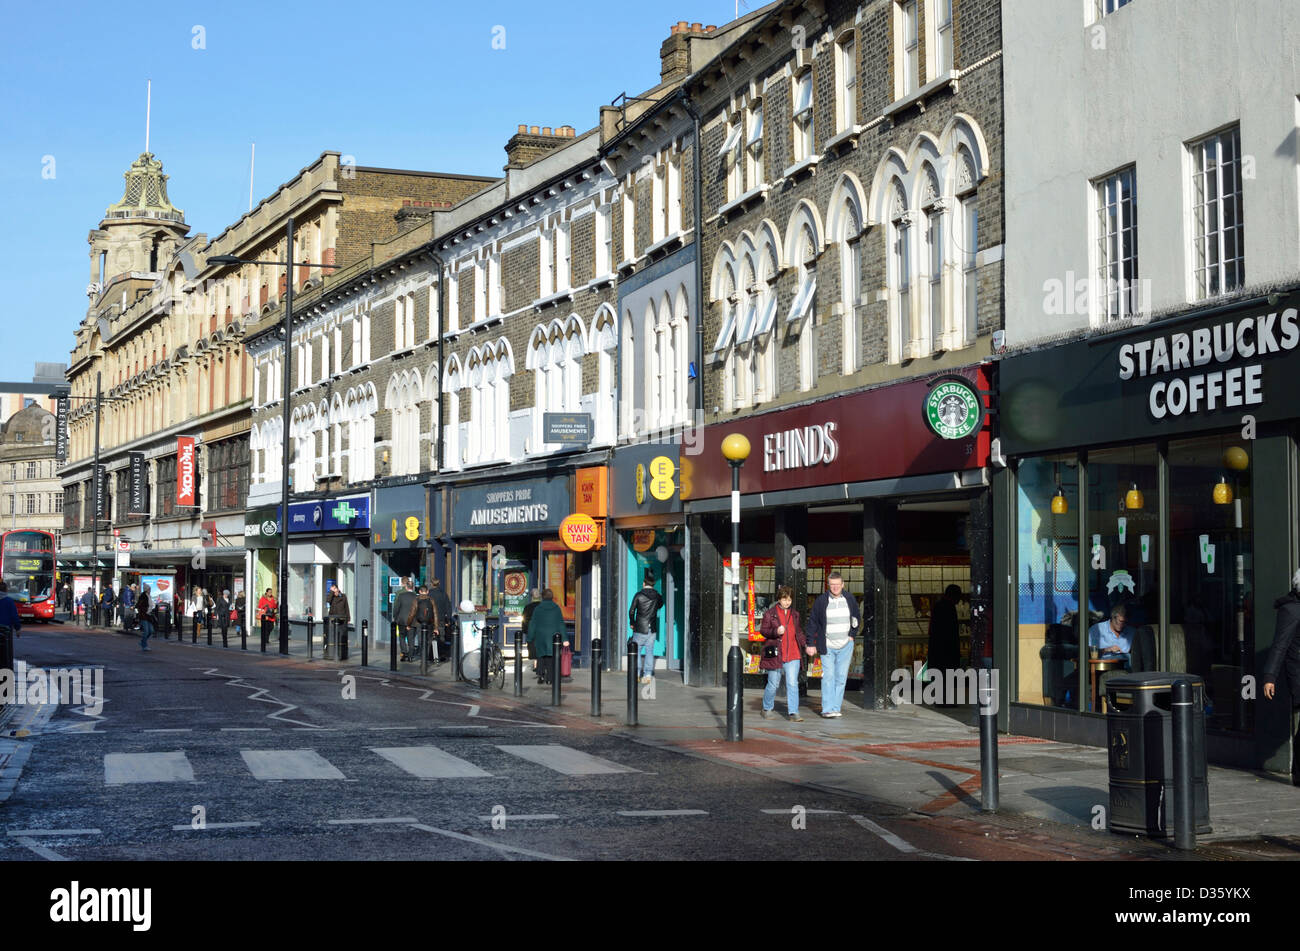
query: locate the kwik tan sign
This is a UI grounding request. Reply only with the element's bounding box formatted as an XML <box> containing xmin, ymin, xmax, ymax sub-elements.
<box><xmin>176</xmin><ymin>436</ymin><xmax>196</xmax><ymax>507</ymax></box>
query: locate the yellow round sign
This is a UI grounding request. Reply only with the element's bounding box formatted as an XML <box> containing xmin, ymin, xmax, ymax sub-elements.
<box><xmin>391</xmin><ymin>519</ymin><xmax>398</xmax><ymax>543</ymax></box>
<box><xmin>635</xmin><ymin>463</ymin><xmax>646</xmax><ymax>506</ymax></box>
<box><xmin>404</xmin><ymin>516</ymin><xmax>420</xmax><ymax>541</ymax></box>
<box><xmin>632</xmin><ymin>529</ymin><xmax>656</xmax><ymax>552</ymax></box>
<box><xmin>649</xmin><ymin>455</ymin><xmax>676</xmax><ymax>501</ymax></box>
<box><xmin>559</xmin><ymin>513</ymin><xmax>600</xmax><ymax>552</ymax></box>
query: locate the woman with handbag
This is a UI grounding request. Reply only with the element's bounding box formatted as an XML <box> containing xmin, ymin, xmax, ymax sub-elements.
<box><xmin>257</xmin><ymin>588</ymin><xmax>278</xmax><ymax>650</ymax></box>
<box><xmin>759</xmin><ymin>585</ymin><xmax>807</xmax><ymax>722</ymax></box>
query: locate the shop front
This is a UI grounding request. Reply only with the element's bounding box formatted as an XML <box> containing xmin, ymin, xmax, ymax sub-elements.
<box><xmin>371</xmin><ymin>482</ymin><xmax>436</xmax><ymax>649</ymax></box>
<box><xmin>610</xmin><ymin>443</ymin><xmax>686</xmax><ymax>676</ymax></box>
<box><xmin>998</xmin><ymin>289</ymin><xmax>1300</xmax><ymax>770</ymax></box>
<box><xmin>683</xmin><ymin>366</ymin><xmax>994</xmax><ymax>700</ymax></box>
<box><xmin>449</xmin><ymin>473</ymin><xmax>601</xmax><ymax>662</ymax></box>
<box><xmin>244</xmin><ymin>504</ymin><xmax>282</xmax><ymax>623</ymax></box>
<box><xmin>283</xmin><ymin>493</ymin><xmax>372</xmax><ymax>643</ymax></box>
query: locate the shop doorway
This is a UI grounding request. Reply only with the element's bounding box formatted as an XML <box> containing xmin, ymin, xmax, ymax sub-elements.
<box><xmin>625</xmin><ymin>530</ymin><xmax>685</xmax><ymax>671</ymax></box>
<box><xmin>895</xmin><ymin>499</ymin><xmax>975</xmax><ymax>676</ymax></box>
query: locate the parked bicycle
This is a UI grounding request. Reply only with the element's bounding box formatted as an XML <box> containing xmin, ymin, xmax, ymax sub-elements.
<box><xmin>459</xmin><ymin>618</ymin><xmax>506</xmax><ymax>689</ymax></box>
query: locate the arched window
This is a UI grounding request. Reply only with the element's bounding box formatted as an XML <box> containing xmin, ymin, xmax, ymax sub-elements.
<box><xmin>833</xmin><ymin>182</ymin><xmax>865</xmax><ymax>375</ymax></box>
<box><xmin>921</xmin><ymin>164</ymin><xmax>946</xmax><ymax>353</ymax></box>
<box><xmin>442</xmin><ymin>357</ymin><xmax>462</xmax><ymax>470</ymax></box>
<box><xmin>784</xmin><ymin>208</ymin><xmax>820</xmax><ymax>393</ymax></box>
<box><xmin>889</xmin><ymin>178</ymin><xmax>914</xmax><ymax>362</ymax></box>
<box><xmin>955</xmin><ymin>146</ymin><xmax>979</xmax><ymax>344</ymax></box>
<box><xmin>620</xmin><ymin>311</ymin><xmax>635</xmax><ymax>439</ymax></box>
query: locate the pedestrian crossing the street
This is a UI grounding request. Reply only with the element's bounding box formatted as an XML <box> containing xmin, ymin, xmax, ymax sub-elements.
<box><xmin>100</xmin><ymin>744</ymin><xmax>637</xmax><ymax>785</ymax></box>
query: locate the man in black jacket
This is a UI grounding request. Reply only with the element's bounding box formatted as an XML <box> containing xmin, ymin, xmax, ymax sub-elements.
<box><xmin>1264</xmin><ymin>568</ymin><xmax>1300</xmax><ymax>786</ymax></box>
<box><xmin>430</xmin><ymin>578</ymin><xmax>455</xmax><ymax>663</ymax></box>
<box><xmin>393</xmin><ymin>578</ymin><xmax>417</xmax><ymax>662</ymax></box>
<box><xmin>628</xmin><ymin>571</ymin><xmax>664</xmax><ymax>684</ymax></box>
<box><xmin>215</xmin><ymin>590</ymin><xmax>231</xmax><ymax>648</ymax></box>
<box><xmin>326</xmin><ymin>580</ymin><xmax>351</xmax><ymax>652</ymax></box>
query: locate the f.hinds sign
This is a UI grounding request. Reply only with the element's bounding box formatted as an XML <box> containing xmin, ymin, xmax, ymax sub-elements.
<box><xmin>763</xmin><ymin>422</ymin><xmax>839</xmax><ymax>472</ymax></box>
<box><xmin>176</xmin><ymin>437</ymin><xmax>196</xmax><ymax>507</ymax></box>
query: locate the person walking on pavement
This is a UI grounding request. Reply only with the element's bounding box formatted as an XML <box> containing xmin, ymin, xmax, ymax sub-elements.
<box><xmin>430</xmin><ymin>578</ymin><xmax>454</xmax><ymax>663</ymax></box>
<box><xmin>521</xmin><ymin>589</ymin><xmax>542</xmax><ymax>673</ymax></box>
<box><xmin>406</xmin><ymin>585</ymin><xmax>438</xmax><ymax>662</ymax></box>
<box><xmin>121</xmin><ymin>583</ymin><xmax>136</xmax><ymax>631</ymax></box>
<box><xmin>0</xmin><ymin>581</ymin><xmax>23</xmax><ymax>640</ymax></box>
<box><xmin>1264</xmin><ymin>568</ymin><xmax>1300</xmax><ymax>786</ymax></box>
<box><xmin>759</xmin><ymin>585</ymin><xmax>807</xmax><ymax>722</ymax></box>
<box><xmin>527</xmin><ymin>588</ymin><xmax>567</xmax><ymax>685</ymax></box>
<box><xmin>258</xmin><ymin>588</ymin><xmax>278</xmax><ymax>649</ymax></box>
<box><xmin>805</xmin><ymin>571</ymin><xmax>862</xmax><ymax>719</ymax></box>
<box><xmin>215</xmin><ymin>589</ymin><xmax>231</xmax><ymax>646</ymax></box>
<box><xmin>100</xmin><ymin>583</ymin><xmax>115</xmax><ymax>627</ymax></box>
<box><xmin>393</xmin><ymin>577</ymin><xmax>418</xmax><ymax>662</ymax></box>
<box><xmin>628</xmin><ymin>571</ymin><xmax>664</xmax><ymax>684</ymax></box>
<box><xmin>188</xmin><ymin>587</ymin><xmax>205</xmax><ymax>640</ymax></box>
<box><xmin>79</xmin><ymin>586</ymin><xmax>95</xmax><ymax>624</ymax></box>
<box><xmin>928</xmin><ymin>584</ymin><xmax>963</xmax><ymax>703</ymax></box>
<box><xmin>136</xmin><ymin>585</ymin><xmax>154</xmax><ymax>651</ymax></box>
<box><xmin>326</xmin><ymin>580</ymin><xmax>351</xmax><ymax>650</ymax></box>
<box><xmin>234</xmin><ymin>590</ymin><xmax>246</xmax><ymax>642</ymax></box>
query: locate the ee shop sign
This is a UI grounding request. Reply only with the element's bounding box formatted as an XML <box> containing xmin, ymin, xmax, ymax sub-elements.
<box><xmin>1119</xmin><ymin>307</ymin><xmax>1300</xmax><ymax>420</ymax></box>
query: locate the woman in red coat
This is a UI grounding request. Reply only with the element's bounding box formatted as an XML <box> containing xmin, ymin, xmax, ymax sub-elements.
<box><xmin>257</xmin><ymin>588</ymin><xmax>278</xmax><ymax>649</ymax></box>
<box><xmin>760</xmin><ymin>585</ymin><xmax>807</xmax><ymax>722</ymax></box>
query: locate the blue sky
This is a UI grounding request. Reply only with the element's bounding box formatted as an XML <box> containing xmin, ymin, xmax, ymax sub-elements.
<box><xmin>0</xmin><ymin>0</ymin><xmax>745</xmax><ymax>381</ymax></box>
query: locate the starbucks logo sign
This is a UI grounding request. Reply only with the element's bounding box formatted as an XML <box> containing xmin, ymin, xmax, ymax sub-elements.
<box><xmin>923</xmin><ymin>376</ymin><xmax>985</xmax><ymax>440</ymax></box>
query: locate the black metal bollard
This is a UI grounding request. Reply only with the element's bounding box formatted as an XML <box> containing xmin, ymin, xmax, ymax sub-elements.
<box><xmin>322</xmin><ymin>613</ymin><xmax>334</xmax><ymax>661</ymax></box>
<box><xmin>207</xmin><ymin>611</ymin><xmax>213</xmax><ymax>646</ymax></box>
<box><xmin>338</xmin><ymin>619</ymin><xmax>349</xmax><ymax>662</ymax></box>
<box><xmin>626</xmin><ymin>637</ymin><xmax>638</xmax><ymax>726</ymax></box>
<box><xmin>551</xmin><ymin>633</ymin><xmax>562</xmax><ymax>706</ymax></box>
<box><xmin>452</xmin><ymin>623</ymin><xmax>462</xmax><ymax>682</ymax></box>
<box><xmin>307</xmin><ymin>615</ymin><xmax>316</xmax><ymax>660</ymax></box>
<box><xmin>361</xmin><ymin>619</ymin><xmax>368</xmax><ymax>667</ymax></box>
<box><xmin>978</xmin><ymin>666</ymin><xmax>999</xmax><ymax>812</ymax></box>
<box><xmin>240</xmin><ymin>617</ymin><xmax>246</xmax><ymax>650</ymax></box>
<box><xmin>514</xmin><ymin>629</ymin><xmax>523</xmax><ymax>697</ymax></box>
<box><xmin>726</xmin><ymin>645</ymin><xmax>743</xmax><ymax>742</ymax></box>
<box><xmin>479</xmin><ymin>628</ymin><xmax>491</xmax><ymax>690</ymax></box>
<box><xmin>591</xmin><ymin>637</ymin><xmax>602</xmax><ymax>718</ymax></box>
<box><xmin>1172</xmin><ymin>679</ymin><xmax>1196</xmax><ymax>850</ymax></box>
<box><xmin>389</xmin><ymin>622</ymin><xmax>398</xmax><ymax>672</ymax></box>
<box><xmin>191</xmin><ymin>612</ymin><xmax>198</xmax><ymax>644</ymax></box>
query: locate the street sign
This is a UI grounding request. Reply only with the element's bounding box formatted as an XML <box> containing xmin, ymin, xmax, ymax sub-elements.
<box><xmin>543</xmin><ymin>412</ymin><xmax>592</xmax><ymax>445</ymax></box>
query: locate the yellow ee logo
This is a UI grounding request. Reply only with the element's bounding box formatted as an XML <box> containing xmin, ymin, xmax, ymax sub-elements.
<box><xmin>391</xmin><ymin>519</ymin><xmax>398</xmax><ymax>543</ymax></box>
<box><xmin>649</xmin><ymin>455</ymin><xmax>676</xmax><ymax>501</ymax></box>
<box><xmin>404</xmin><ymin>516</ymin><xmax>420</xmax><ymax>541</ymax></box>
<box><xmin>635</xmin><ymin>463</ymin><xmax>646</xmax><ymax>506</ymax></box>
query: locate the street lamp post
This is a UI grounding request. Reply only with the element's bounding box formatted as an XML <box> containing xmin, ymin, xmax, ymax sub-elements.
<box><xmin>721</xmin><ymin>433</ymin><xmax>750</xmax><ymax>742</ymax></box>
<box><xmin>209</xmin><ymin>216</ymin><xmax>333</xmax><ymax>658</ymax></box>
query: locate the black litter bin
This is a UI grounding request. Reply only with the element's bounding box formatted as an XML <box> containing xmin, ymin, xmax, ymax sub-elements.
<box><xmin>1106</xmin><ymin>672</ymin><xmax>1211</xmax><ymax>837</ymax></box>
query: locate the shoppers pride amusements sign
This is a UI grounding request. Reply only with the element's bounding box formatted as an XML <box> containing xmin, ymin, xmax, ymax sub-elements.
<box><xmin>1000</xmin><ymin>292</ymin><xmax>1300</xmax><ymax>454</ymax></box>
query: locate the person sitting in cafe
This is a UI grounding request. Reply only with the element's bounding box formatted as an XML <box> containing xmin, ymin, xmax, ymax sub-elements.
<box><xmin>1088</xmin><ymin>603</ymin><xmax>1133</xmax><ymax>669</ymax></box>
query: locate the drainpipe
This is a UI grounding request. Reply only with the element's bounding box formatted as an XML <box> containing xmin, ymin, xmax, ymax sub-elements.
<box><xmin>680</xmin><ymin>96</ymin><xmax>706</xmax><ymax>425</ymax></box>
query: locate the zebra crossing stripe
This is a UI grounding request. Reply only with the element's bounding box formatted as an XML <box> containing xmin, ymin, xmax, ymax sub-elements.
<box><xmin>496</xmin><ymin>745</ymin><xmax>638</xmax><ymax>776</ymax></box>
<box><xmin>240</xmin><ymin>749</ymin><xmax>345</xmax><ymax>781</ymax></box>
<box><xmin>370</xmin><ymin>746</ymin><xmax>493</xmax><ymax>779</ymax></box>
<box><xmin>104</xmin><ymin>752</ymin><xmax>195</xmax><ymax>785</ymax></box>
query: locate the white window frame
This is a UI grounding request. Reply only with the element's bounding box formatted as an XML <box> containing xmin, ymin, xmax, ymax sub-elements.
<box><xmin>746</xmin><ymin>102</ymin><xmax>764</xmax><ymax>188</ymax></box>
<box><xmin>932</xmin><ymin>0</ymin><xmax>954</xmax><ymax>78</ymax></box>
<box><xmin>925</xmin><ymin>200</ymin><xmax>946</xmax><ymax>352</ymax></box>
<box><xmin>596</xmin><ymin>205</ymin><xmax>613</xmax><ymax>276</ymax></box>
<box><xmin>792</xmin><ymin>71</ymin><xmax>814</xmax><ymax>161</ymax></box>
<box><xmin>1094</xmin><ymin>165</ymin><xmax>1139</xmax><ymax>323</ymax></box>
<box><xmin>837</xmin><ymin>35</ymin><xmax>858</xmax><ymax>133</ymax></box>
<box><xmin>960</xmin><ymin>192</ymin><xmax>978</xmax><ymax>344</ymax></box>
<box><xmin>1189</xmin><ymin>126</ymin><xmax>1244</xmax><ymax>301</ymax></box>
<box><xmin>899</xmin><ymin>1</ymin><xmax>920</xmax><ymax>98</ymax></box>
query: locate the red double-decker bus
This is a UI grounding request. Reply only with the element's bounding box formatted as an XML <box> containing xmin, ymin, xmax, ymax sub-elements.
<box><xmin>2</xmin><ymin>530</ymin><xmax>56</xmax><ymax>622</ymax></box>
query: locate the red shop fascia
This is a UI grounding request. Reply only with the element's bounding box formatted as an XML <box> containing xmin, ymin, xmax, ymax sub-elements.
<box><xmin>681</xmin><ymin>365</ymin><xmax>993</xmax><ymax>500</ymax></box>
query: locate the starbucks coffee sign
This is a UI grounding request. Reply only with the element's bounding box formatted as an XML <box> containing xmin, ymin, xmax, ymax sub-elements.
<box><xmin>924</xmin><ymin>375</ymin><xmax>985</xmax><ymax>440</ymax></box>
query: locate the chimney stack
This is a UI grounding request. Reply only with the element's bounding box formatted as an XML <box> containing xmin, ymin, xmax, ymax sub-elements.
<box><xmin>505</xmin><ymin>124</ymin><xmax>577</xmax><ymax>170</ymax></box>
<box><xmin>660</xmin><ymin>22</ymin><xmax>717</xmax><ymax>84</ymax></box>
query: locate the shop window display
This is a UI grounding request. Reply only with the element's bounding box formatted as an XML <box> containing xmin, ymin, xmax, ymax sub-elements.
<box><xmin>1015</xmin><ymin>454</ymin><xmax>1081</xmax><ymax>709</ymax></box>
<box><xmin>1168</xmin><ymin>435</ymin><xmax>1253</xmax><ymax>731</ymax></box>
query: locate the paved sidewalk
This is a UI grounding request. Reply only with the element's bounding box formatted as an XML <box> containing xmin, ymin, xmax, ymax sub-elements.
<box><xmin>51</xmin><ymin>625</ymin><xmax>1300</xmax><ymax>854</ymax></box>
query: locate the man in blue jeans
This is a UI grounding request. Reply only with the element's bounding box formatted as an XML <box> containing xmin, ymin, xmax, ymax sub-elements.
<box><xmin>628</xmin><ymin>571</ymin><xmax>664</xmax><ymax>684</ymax></box>
<box><xmin>137</xmin><ymin>586</ymin><xmax>155</xmax><ymax>651</ymax></box>
<box><xmin>805</xmin><ymin>572</ymin><xmax>862</xmax><ymax>718</ymax></box>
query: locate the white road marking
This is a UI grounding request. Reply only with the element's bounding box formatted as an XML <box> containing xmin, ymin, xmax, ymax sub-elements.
<box><xmin>476</xmin><ymin>814</ymin><xmax>559</xmax><ymax>821</ymax></box>
<box><xmin>761</xmin><ymin>808</ymin><xmax>843</xmax><ymax>815</ymax></box>
<box><xmin>372</xmin><ymin>746</ymin><xmax>494</xmax><ymax>779</ymax></box>
<box><xmin>618</xmin><ymin>810</ymin><xmax>709</xmax><ymax>817</ymax></box>
<box><xmin>409</xmin><ymin>823</ymin><xmax>572</xmax><ymax>861</ymax></box>
<box><xmin>221</xmin><ymin>727</ymin><xmax>271</xmax><ymax>732</ymax></box>
<box><xmin>368</xmin><ymin>726</ymin><xmax>418</xmax><ymax>731</ymax></box>
<box><xmin>6</xmin><ymin>828</ymin><xmax>103</xmax><ymax>836</ymax></box>
<box><xmin>171</xmin><ymin>821</ymin><xmax>263</xmax><ymax>831</ymax></box>
<box><xmin>850</xmin><ymin>815</ymin><xmax>974</xmax><ymax>861</ymax></box>
<box><xmin>144</xmin><ymin>728</ymin><xmax>193</xmax><ymax>733</ymax></box>
<box><xmin>14</xmin><ymin>837</ymin><xmax>66</xmax><ymax>860</ymax></box>
<box><xmin>105</xmin><ymin>751</ymin><xmax>195</xmax><ymax>785</ymax></box>
<box><xmin>497</xmin><ymin>745</ymin><xmax>638</xmax><ymax>776</ymax></box>
<box><xmin>326</xmin><ymin>817</ymin><xmax>420</xmax><ymax>825</ymax></box>
<box><xmin>194</xmin><ymin>667</ymin><xmax>320</xmax><ymax>727</ymax></box>
<box><xmin>240</xmin><ymin>749</ymin><xmax>345</xmax><ymax>780</ymax></box>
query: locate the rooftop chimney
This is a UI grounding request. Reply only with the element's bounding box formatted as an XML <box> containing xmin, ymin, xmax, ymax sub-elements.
<box><xmin>660</xmin><ymin>22</ymin><xmax>717</xmax><ymax>84</ymax></box>
<box><xmin>505</xmin><ymin>124</ymin><xmax>576</xmax><ymax>170</ymax></box>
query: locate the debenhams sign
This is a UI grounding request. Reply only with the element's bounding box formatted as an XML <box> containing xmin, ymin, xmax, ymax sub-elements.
<box><xmin>1120</xmin><ymin>307</ymin><xmax>1300</xmax><ymax>419</ymax></box>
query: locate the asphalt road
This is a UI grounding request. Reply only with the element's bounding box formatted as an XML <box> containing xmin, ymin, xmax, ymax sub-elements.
<box><xmin>2</xmin><ymin>622</ymin><xmax>974</xmax><ymax>862</ymax></box>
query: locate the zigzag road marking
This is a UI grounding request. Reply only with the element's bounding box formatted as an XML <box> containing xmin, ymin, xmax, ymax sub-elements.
<box><xmin>192</xmin><ymin>667</ymin><xmax>320</xmax><ymax>728</ymax></box>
